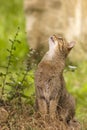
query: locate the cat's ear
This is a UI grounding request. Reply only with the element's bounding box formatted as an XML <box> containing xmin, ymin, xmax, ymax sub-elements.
<box><xmin>68</xmin><ymin>41</ymin><xmax>76</xmax><ymax>50</ymax></box>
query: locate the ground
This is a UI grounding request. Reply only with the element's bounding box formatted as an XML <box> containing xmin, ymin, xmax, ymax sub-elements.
<box><xmin>0</xmin><ymin>100</ymin><xmax>82</xmax><ymax>130</ymax></box>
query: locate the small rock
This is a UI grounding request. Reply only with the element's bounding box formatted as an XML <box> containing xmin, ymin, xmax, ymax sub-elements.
<box><xmin>69</xmin><ymin>119</ymin><xmax>81</xmax><ymax>130</ymax></box>
<box><xmin>0</xmin><ymin>107</ymin><xmax>9</xmax><ymax>123</ymax></box>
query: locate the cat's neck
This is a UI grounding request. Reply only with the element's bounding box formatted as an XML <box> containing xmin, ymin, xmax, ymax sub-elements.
<box><xmin>40</xmin><ymin>52</ymin><xmax>65</xmax><ymax>75</ymax></box>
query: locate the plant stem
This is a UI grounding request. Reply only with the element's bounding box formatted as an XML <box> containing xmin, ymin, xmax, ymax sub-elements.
<box><xmin>1</xmin><ymin>28</ymin><xmax>20</xmax><ymax>98</ymax></box>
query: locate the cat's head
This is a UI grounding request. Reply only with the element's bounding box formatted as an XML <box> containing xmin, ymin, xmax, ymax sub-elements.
<box><xmin>49</xmin><ymin>35</ymin><xmax>76</xmax><ymax>58</ymax></box>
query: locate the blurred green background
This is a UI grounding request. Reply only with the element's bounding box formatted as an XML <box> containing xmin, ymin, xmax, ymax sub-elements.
<box><xmin>0</xmin><ymin>0</ymin><xmax>87</xmax><ymax>127</ymax></box>
<box><xmin>0</xmin><ymin>0</ymin><xmax>28</xmax><ymax>67</ymax></box>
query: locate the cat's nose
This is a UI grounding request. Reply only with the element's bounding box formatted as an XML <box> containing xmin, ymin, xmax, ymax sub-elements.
<box><xmin>50</xmin><ymin>36</ymin><xmax>53</xmax><ymax>40</ymax></box>
<box><xmin>50</xmin><ymin>36</ymin><xmax>54</xmax><ymax>42</ymax></box>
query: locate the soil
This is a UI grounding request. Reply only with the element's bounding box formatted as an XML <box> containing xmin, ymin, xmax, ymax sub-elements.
<box><xmin>0</xmin><ymin>99</ymin><xmax>81</xmax><ymax>130</ymax></box>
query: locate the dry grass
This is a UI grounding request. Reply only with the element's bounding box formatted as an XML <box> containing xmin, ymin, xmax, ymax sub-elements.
<box><xmin>0</xmin><ymin>100</ymin><xmax>82</xmax><ymax>130</ymax></box>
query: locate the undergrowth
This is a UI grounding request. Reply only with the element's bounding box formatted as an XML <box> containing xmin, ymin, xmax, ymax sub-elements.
<box><xmin>0</xmin><ymin>28</ymin><xmax>35</xmax><ymax>105</ymax></box>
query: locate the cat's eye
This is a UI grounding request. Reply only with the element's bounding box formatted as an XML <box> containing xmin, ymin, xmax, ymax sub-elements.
<box><xmin>58</xmin><ymin>37</ymin><xmax>63</xmax><ymax>41</ymax></box>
